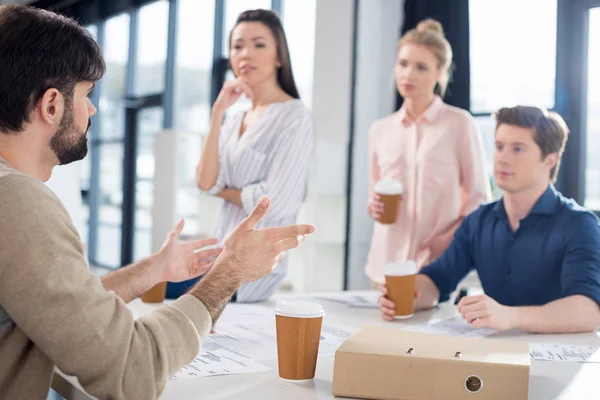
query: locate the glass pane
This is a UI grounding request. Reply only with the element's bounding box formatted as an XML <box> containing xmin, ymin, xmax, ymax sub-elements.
<box><xmin>100</xmin><ymin>14</ymin><xmax>130</xmax><ymax>139</ymax></box>
<box><xmin>585</xmin><ymin>8</ymin><xmax>600</xmax><ymax>209</ymax></box>
<box><xmin>96</xmin><ymin>143</ymin><xmax>124</xmax><ymax>267</ymax></box>
<box><xmin>134</xmin><ymin>0</ymin><xmax>169</xmax><ymax>96</ymax></box>
<box><xmin>134</xmin><ymin>107</ymin><xmax>163</xmax><ymax>261</ymax></box>
<box><xmin>469</xmin><ymin>0</ymin><xmax>557</xmax><ymax>113</ymax></box>
<box><xmin>222</xmin><ymin>0</ymin><xmax>272</xmax><ymax>56</ymax></box>
<box><xmin>174</xmin><ymin>0</ymin><xmax>215</xmax><ymax>132</ymax></box>
<box><xmin>282</xmin><ymin>0</ymin><xmax>317</xmax><ymax>107</ymax></box>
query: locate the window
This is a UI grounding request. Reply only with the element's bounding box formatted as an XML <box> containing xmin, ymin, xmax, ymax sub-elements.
<box><xmin>282</xmin><ymin>0</ymin><xmax>317</xmax><ymax>107</ymax></box>
<box><xmin>134</xmin><ymin>107</ymin><xmax>164</xmax><ymax>260</ymax></box>
<box><xmin>173</xmin><ymin>0</ymin><xmax>217</xmax><ymax>238</ymax></box>
<box><xmin>134</xmin><ymin>0</ymin><xmax>169</xmax><ymax>96</ymax></box>
<box><xmin>174</xmin><ymin>0</ymin><xmax>215</xmax><ymax>133</ymax></box>
<box><xmin>96</xmin><ymin>144</ymin><xmax>124</xmax><ymax>267</ymax></box>
<box><xmin>585</xmin><ymin>8</ymin><xmax>600</xmax><ymax>209</ymax></box>
<box><xmin>469</xmin><ymin>0</ymin><xmax>557</xmax><ymax>114</ymax></box>
<box><xmin>100</xmin><ymin>13</ymin><xmax>129</xmax><ymax>140</ymax></box>
<box><xmin>95</xmin><ymin>14</ymin><xmax>130</xmax><ymax>267</ymax></box>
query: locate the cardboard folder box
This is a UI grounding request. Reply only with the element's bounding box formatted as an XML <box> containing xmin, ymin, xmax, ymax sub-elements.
<box><xmin>332</xmin><ymin>326</ymin><xmax>529</xmax><ymax>400</ymax></box>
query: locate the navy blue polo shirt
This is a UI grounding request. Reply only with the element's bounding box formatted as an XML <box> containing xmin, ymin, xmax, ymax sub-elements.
<box><xmin>421</xmin><ymin>185</ymin><xmax>600</xmax><ymax>307</ymax></box>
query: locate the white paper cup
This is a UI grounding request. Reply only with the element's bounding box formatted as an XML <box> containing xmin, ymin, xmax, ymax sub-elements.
<box><xmin>374</xmin><ymin>178</ymin><xmax>404</xmax><ymax>224</ymax></box>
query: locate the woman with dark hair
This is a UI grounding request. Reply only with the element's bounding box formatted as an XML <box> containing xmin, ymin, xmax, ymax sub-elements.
<box><xmin>168</xmin><ymin>9</ymin><xmax>313</xmax><ymax>302</ymax></box>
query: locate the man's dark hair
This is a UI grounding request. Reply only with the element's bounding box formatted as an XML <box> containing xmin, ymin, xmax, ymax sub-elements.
<box><xmin>494</xmin><ymin>106</ymin><xmax>569</xmax><ymax>182</ymax></box>
<box><xmin>0</xmin><ymin>5</ymin><xmax>105</xmax><ymax>133</ymax></box>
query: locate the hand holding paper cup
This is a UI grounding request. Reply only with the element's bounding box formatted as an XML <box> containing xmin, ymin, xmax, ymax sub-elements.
<box><xmin>275</xmin><ymin>300</ymin><xmax>324</xmax><ymax>381</ymax></box>
<box><xmin>384</xmin><ymin>261</ymin><xmax>418</xmax><ymax>319</ymax></box>
<box><xmin>374</xmin><ymin>178</ymin><xmax>404</xmax><ymax>224</ymax></box>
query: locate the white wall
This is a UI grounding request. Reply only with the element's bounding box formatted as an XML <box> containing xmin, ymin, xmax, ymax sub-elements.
<box><xmin>347</xmin><ymin>0</ymin><xmax>404</xmax><ymax>290</ymax></box>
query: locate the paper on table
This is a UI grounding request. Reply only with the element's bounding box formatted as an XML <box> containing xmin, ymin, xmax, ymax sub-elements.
<box><xmin>346</xmin><ymin>293</ymin><xmax>381</xmax><ymax>308</ymax></box>
<box><xmin>315</xmin><ymin>291</ymin><xmax>381</xmax><ymax>308</ymax></box>
<box><xmin>401</xmin><ymin>315</ymin><xmax>496</xmax><ymax>338</ymax></box>
<box><xmin>529</xmin><ymin>343</ymin><xmax>600</xmax><ymax>363</ymax></box>
<box><xmin>207</xmin><ymin>322</ymin><xmax>278</xmax><ymax>361</ymax></box>
<box><xmin>206</xmin><ymin>320</ymin><xmax>355</xmax><ymax>361</ymax></box>
<box><xmin>219</xmin><ymin>303</ymin><xmax>276</xmax><ymax>321</ymax></box>
<box><xmin>172</xmin><ymin>347</ymin><xmax>272</xmax><ymax>379</ymax></box>
<box><xmin>320</xmin><ymin>323</ymin><xmax>355</xmax><ymax>354</ymax></box>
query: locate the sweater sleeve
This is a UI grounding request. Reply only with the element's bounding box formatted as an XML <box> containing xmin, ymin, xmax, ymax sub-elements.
<box><xmin>0</xmin><ymin>174</ymin><xmax>212</xmax><ymax>399</ymax></box>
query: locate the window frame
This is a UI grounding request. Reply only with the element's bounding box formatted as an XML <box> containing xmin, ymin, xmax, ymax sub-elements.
<box><xmin>468</xmin><ymin>0</ymin><xmax>594</xmax><ymax>205</ymax></box>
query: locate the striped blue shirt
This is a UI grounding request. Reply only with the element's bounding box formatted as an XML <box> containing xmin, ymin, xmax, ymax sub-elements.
<box><xmin>172</xmin><ymin>99</ymin><xmax>313</xmax><ymax>302</ymax></box>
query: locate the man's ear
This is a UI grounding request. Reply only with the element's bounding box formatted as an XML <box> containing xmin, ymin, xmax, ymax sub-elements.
<box><xmin>544</xmin><ymin>152</ymin><xmax>559</xmax><ymax>171</ymax></box>
<box><xmin>38</xmin><ymin>88</ymin><xmax>64</xmax><ymax>126</ymax></box>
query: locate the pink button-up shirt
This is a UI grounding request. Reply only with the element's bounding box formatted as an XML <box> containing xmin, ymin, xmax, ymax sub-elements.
<box><xmin>366</xmin><ymin>96</ymin><xmax>491</xmax><ymax>284</ymax></box>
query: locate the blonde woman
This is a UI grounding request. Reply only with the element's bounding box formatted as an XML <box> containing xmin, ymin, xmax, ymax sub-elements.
<box><xmin>366</xmin><ymin>19</ymin><xmax>491</xmax><ymax>286</ymax></box>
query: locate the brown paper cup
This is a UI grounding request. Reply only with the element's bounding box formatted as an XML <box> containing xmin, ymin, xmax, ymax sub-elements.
<box><xmin>374</xmin><ymin>178</ymin><xmax>404</xmax><ymax>225</ymax></box>
<box><xmin>384</xmin><ymin>261</ymin><xmax>418</xmax><ymax>319</ymax></box>
<box><xmin>275</xmin><ymin>301</ymin><xmax>325</xmax><ymax>381</ymax></box>
<box><xmin>140</xmin><ymin>281</ymin><xmax>167</xmax><ymax>303</ymax></box>
<box><xmin>376</xmin><ymin>193</ymin><xmax>403</xmax><ymax>224</ymax></box>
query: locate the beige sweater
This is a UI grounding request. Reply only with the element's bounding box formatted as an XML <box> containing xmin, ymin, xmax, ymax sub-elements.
<box><xmin>0</xmin><ymin>157</ymin><xmax>213</xmax><ymax>399</ymax></box>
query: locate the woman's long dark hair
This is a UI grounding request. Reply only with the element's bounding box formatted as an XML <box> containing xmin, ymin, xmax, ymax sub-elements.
<box><xmin>230</xmin><ymin>9</ymin><xmax>300</xmax><ymax>99</ymax></box>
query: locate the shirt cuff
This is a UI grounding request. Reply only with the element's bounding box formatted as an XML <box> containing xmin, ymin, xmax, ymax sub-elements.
<box><xmin>169</xmin><ymin>294</ymin><xmax>212</xmax><ymax>339</ymax></box>
<box><xmin>241</xmin><ymin>184</ymin><xmax>259</xmax><ymax>215</ymax></box>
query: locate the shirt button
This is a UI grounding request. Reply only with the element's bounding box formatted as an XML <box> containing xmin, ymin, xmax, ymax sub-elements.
<box><xmin>510</xmin><ymin>236</ymin><xmax>515</xmax><ymax>241</ymax></box>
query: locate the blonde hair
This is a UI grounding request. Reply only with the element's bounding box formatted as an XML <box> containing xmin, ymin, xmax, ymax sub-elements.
<box><xmin>397</xmin><ymin>19</ymin><xmax>453</xmax><ymax>97</ymax></box>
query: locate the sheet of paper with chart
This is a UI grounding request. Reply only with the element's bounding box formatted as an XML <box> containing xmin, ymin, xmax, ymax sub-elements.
<box><xmin>172</xmin><ymin>347</ymin><xmax>272</xmax><ymax>379</ymax></box>
<box><xmin>529</xmin><ymin>343</ymin><xmax>600</xmax><ymax>363</ymax></box>
<box><xmin>172</xmin><ymin>304</ymin><xmax>278</xmax><ymax>379</ymax></box>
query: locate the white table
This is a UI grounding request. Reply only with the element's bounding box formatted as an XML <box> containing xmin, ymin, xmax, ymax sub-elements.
<box><xmin>52</xmin><ymin>292</ymin><xmax>600</xmax><ymax>399</ymax></box>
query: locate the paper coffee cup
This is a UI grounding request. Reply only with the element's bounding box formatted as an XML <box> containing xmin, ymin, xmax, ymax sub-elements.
<box><xmin>384</xmin><ymin>261</ymin><xmax>418</xmax><ymax>319</ymax></box>
<box><xmin>140</xmin><ymin>282</ymin><xmax>167</xmax><ymax>303</ymax></box>
<box><xmin>374</xmin><ymin>178</ymin><xmax>404</xmax><ymax>224</ymax></box>
<box><xmin>275</xmin><ymin>300</ymin><xmax>325</xmax><ymax>381</ymax></box>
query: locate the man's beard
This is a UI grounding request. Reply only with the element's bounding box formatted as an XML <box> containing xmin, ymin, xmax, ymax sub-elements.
<box><xmin>50</xmin><ymin>102</ymin><xmax>90</xmax><ymax>166</ymax></box>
